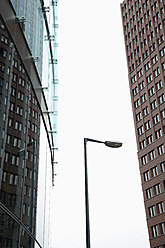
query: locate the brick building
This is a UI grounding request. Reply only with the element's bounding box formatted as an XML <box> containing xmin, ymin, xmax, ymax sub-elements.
<box><xmin>121</xmin><ymin>1</ymin><xmax>165</xmax><ymax>247</ymax></box>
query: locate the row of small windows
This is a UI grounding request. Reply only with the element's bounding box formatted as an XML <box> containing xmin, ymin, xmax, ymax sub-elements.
<box><xmin>3</xmin><ymin>168</ymin><xmax>36</xmax><ymax>187</ymax></box>
<box><xmin>138</xmin><ymin>119</ymin><xmax>152</xmax><ymax>135</ymax></box>
<box><xmin>0</xmin><ymin>62</ymin><xmax>25</xmax><ymax>78</ymax></box>
<box><xmin>128</xmin><ymin>40</ymin><xmax>162</xmax><ymax>71</ymax></box>
<box><xmin>0</xmin><ymin>191</ymin><xmax>16</xmax><ymax>206</ymax></box>
<box><xmin>151</xmin><ymin>222</ymin><xmax>165</xmax><ymax>238</ymax></box>
<box><xmin>0</xmin><ymin>78</ymin><xmax>29</xmax><ymax>93</ymax></box>
<box><xmin>154</xmin><ymin>246</ymin><xmax>165</xmax><ymax>248</ymax></box>
<box><xmin>0</xmin><ymin>187</ymin><xmax>36</xmax><ymax>206</ymax></box>
<box><xmin>8</xmin><ymin>101</ymin><xmax>39</xmax><ymax>119</ymax></box>
<box><xmin>124</xmin><ymin>14</ymin><xmax>163</xmax><ymax>44</ymax></box>
<box><xmin>136</xmin><ymin>108</ymin><xmax>165</xmax><ymax>125</ymax></box>
<box><xmin>128</xmin><ymin>36</ymin><xmax>164</xmax><ymax>72</ymax></box>
<box><xmin>123</xmin><ymin>0</ymin><xmax>161</xmax><ymax>11</ymax></box>
<box><xmin>8</xmin><ymin>118</ymin><xmax>38</xmax><ymax>134</ymax></box>
<box><xmin>10</xmin><ymin>87</ymin><xmax>25</xmax><ymax>101</ymax></box>
<box><xmin>148</xmin><ymin>201</ymin><xmax>165</xmax><ymax>218</ymax></box>
<box><xmin>139</xmin><ymin>134</ymin><xmax>153</xmax><ymax>149</ymax></box>
<box><xmin>2</xmin><ymin>171</ymin><xmax>18</xmax><ymax>185</ymax></box>
<box><xmin>126</xmin><ymin>19</ymin><xmax>162</xmax><ymax>45</ymax></box>
<box><xmin>143</xmin><ymin>161</ymin><xmax>165</xmax><ymax>182</ymax></box>
<box><xmin>23</xmin><ymin>203</ymin><xmax>35</xmax><ymax>218</ymax></box>
<box><xmin>146</xmin><ymin>180</ymin><xmax>165</xmax><ymax>200</ymax></box>
<box><xmin>136</xmin><ymin>107</ymin><xmax>149</xmax><ymax>123</ymax></box>
<box><xmin>5</xmin><ymin>150</ymin><xmax>38</xmax><ymax>166</ymax></box>
<box><xmin>122</xmin><ymin>1</ymin><xmax>162</xmax><ymax>21</ymax></box>
<box><xmin>1</xmin><ymin>34</ymin><xmax>25</xmax><ymax>63</ymax></box>
<box><xmin>134</xmin><ymin>94</ymin><xmax>165</xmax><ymax>113</ymax></box>
<box><xmin>0</xmin><ymin>214</ymin><xmax>14</xmax><ymax>230</ymax></box>
<box><xmin>5</xmin><ymin>119</ymin><xmax>39</xmax><ymax>137</ymax></box>
<box><xmin>131</xmin><ymin>68</ymin><xmax>162</xmax><ymax>84</ymax></box>
<box><xmin>141</xmin><ymin>143</ymin><xmax>165</xmax><ymax>165</ymax></box>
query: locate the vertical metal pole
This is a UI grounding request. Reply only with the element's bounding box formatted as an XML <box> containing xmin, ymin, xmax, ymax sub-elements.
<box><xmin>28</xmin><ymin>141</ymin><xmax>35</xmax><ymax>248</ymax></box>
<box><xmin>84</xmin><ymin>138</ymin><xmax>91</xmax><ymax>248</ymax></box>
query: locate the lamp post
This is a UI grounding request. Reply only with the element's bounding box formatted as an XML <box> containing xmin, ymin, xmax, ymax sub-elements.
<box><xmin>84</xmin><ymin>138</ymin><xmax>122</xmax><ymax>248</ymax></box>
<box><xmin>18</xmin><ymin>141</ymin><xmax>35</xmax><ymax>248</ymax></box>
<box><xmin>28</xmin><ymin>141</ymin><xmax>35</xmax><ymax>248</ymax></box>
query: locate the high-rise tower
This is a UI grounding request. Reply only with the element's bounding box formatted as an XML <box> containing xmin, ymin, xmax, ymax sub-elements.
<box><xmin>121</xmin><ymin>1</ymin><xmax>165</xmax><ymax>247</ymax></box>
<box><xmin>0</xmin><ymin>0</ymin><xmax>58</xmax><ymax>247</ymax></box>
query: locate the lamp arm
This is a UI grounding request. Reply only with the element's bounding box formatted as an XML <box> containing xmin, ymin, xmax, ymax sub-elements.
<box><xmin>84</xmin><ymin>138</ymin><xmax>104</xmax><ymax>144</ymax></box>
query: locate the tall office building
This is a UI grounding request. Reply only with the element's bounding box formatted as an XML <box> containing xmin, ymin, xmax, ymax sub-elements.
<box><xmin>10</xmin><ymin>0</ymin><xmax>43</xmax><ymax>80</ymax></box>
<box><xmin>121</xmin><ymin>1</ymin><xmax>165</xmax><ymax>247</ymax></box>
<box><xmin>0</xmin><ymin>0</ymin><xmax>58</xmax><ymax>247</ymax></box>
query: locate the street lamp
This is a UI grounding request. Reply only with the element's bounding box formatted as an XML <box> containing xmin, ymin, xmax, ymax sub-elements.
<box><xmin>18</xmin><ymin>141</ymin><xmax>36</xmax><ymax>248</ymax></box>
<box><xmin>84</xmin><ymin>138</ymin><xmax>122</xmax><ymax>248</ymax></box>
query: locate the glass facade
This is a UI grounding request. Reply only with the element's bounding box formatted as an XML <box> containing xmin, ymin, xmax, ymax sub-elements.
<box><xmin>0</xmin><ymin>0</ymin><xmax>58</xmax><ymax>247</ymax></box>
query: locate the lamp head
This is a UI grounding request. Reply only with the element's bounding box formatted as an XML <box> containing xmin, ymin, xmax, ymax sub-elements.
<box><xmin>105</xmin><ymin>141</ymin><xmax>122</xmax><ymax>148</ymax></box>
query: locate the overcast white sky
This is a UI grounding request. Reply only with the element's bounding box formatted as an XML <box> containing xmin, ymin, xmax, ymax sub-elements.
<box><xmin>51</xmin><ymin>0</ymin><xmax>150</xmax><ymax>247</ymax></box>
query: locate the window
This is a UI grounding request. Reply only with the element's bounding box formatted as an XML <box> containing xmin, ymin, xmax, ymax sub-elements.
<box><xmin>159</xmin><ymin>23</ymin><xmax>162</xmax><ymax>30</ymax></box>
<box><xmin>11</xmin><ymin>87</ymin><xmax>16</xmax><ymax>96</ymax></box>
<box><xmin>151</xmin><ymin>100</ymin><xmax>157</xmax><ymax>110</ymax></box>
<box><xmin>141</xmin><ymin>154</ymin><xmax>148</xmax><ymax>165</ymax></box>
<box><xmin>154</xmin><ymin>67</ymin><xmax>160</xmax><ymax>77</ymax></box>
<box><xmin>10</xmin><ymin>102</ymin><xmax>14</xmax><ymax>111</ymax></box>
<box><xmin>152</xmin><ymin>166</ymin><xmax>158</xmax><ymax>177</ymax></box>
<box><xmin>154</xmin><ymin>184</ymin><xmax>161</xmax><ymax>195</ymax></box>
<box><xmin>8</xmin><ymin>118</ymin><xmax>13</xmax><ymax>127</ymax></box>
<box><xmin>145</xmin><ymin>120</ymin><xmax>151</xmax><ymax>130</ymax></box>
<box><xmin>140</xmin><ymin>139</ymin><xmax>146</xmax><ymax>149</ymax></box>
<box><xmin>132</xmin><ymin>86</ymin><xmax>138</xmax><ymax>96</ymax></box>
<box><xmin>162</xmin><ymin>62</ymin><xmax>165</xmax><ymax>70</ymax></box>
<box><xmin>138</xmin><ymin>125</ymin><xmax>144</xmax><ymax>135</ymax></box>
<box><xmin>12</xmin><ymin>155</ymin><xmax>19</xmax><ymax>166</ymax></box>
<box><xmin>149</xmin><ymin>150</ymin><xmax>156</xmax><ymax>160</ymax></box>
<box><xmin>158</xmin><ymin>94</ymin><xmax>165</xmax><ymax>104</ymax></box>
<box><xmin>160</xmin><ymin>161</ymin><xmax>165</xmax><ymax>172</ymax></box>
<box><xmin>134</xmin><ymin>99</ymin><xmax>140</xmax><ymax>108</ymax></box>
<box><xmin>9</xmin><ymin>174</ymin><xmax>18</xmax><ymax>185</ymax></box>
<box><xmin>141</xmin><ymin>93</ymin><xmax>147</xmax><ymax>103</ymax></box>
<box><xmin>158</xmin><ymin>144</ymin><xmax>165</xmax><ymax>155</ymax></box>
<box><xmin>7</xmin><ymin>193</ymin><xmax>16</xmax><ymax>206</ymax></box>
<box><xmin>156</xmin><ymin>80</ymin><xmax>163</xmax><ymax>91</ymax></box>
<box><xmin>6</xmin><ymin>134</ymin><xmax>11</xmax><ymax>144</ymax></box>
<box><xmin>160</xmin><ymin>222</ymin><xmax>165</xmax><ymax>234</ymax></box>
<box><xmin>146</xmin><ymin>74</ymin><xmax>153</xmax><ymax>83</ymax></box>
<box><xmin>155</xmin><ymin>129</ymin><xmax>162</xmax><ymax>139</ymax></box>
<box><xmin>160</xmin><ymin>47</ymin><xmax>165</xmax><ymax>57</ymax></box>
<box><xmin>146</xmin><ymin>187</ymin><xmax>153</xmax><ymax>199</ymax></box>
<box><xmin>5</xmin><ymin>152</ymin><xmax>9</xmax><ymax>162</ymax></box>
<box><xmin>149</xmin><ymin>87</ymin><xmax>155</xmax><ymax>97</ymax></box>
<box><xmin>144</xmin><ymin>170</ymin><xmax>150</xmax><ymax>181</ymax></box>
<box><xmin>151</xmin><ymin>225</ymin><xmax>159</xmax><ymax>237</ymax></box>
<box><xmin>2</xmin><ymin>171</ymin><xmax>7</xmax><ymax>182</ymax></box>
<box><xmin>17</xmin><ymin>91</ymin><xmax>24</xmax><ymax>101</ymax></box>
<box><xmin>157</xmin><ymin>202</ymin><xmax>165</xmax><ymax>214</ymax></box>
<box><xmin>149</xmin><ymin>206</ymin><xmax>156</xmax><ymax>217</ymax></box>
<box><xmin>147</xmin><ymin>135</ymin><xmax>153</xmax><ymax>145</ymax></box>
<box><xmin>153</xmin><ymin>114</ymin><xmax>160</xmax><ymax>124</ymax></box>
<box><xmin>136</xmin><ymin>112</ymin><xmax>142</xmax><ymax>121</ymax></box>
<box><xmin>143</xmin><ymin>106</ymin><xmax>149</xmax><ymax>116</ymax></box>
<box><xmin>131</xmin><ymin>75</ymin><xmax>137</xmax><ymax>84</ymax></box>
<box><xmin>13</xmin><ymin>137</ymin><xmax>21</xmax><ymax>148</ymax></box>
<box><xmin>144</xmin><ymin>61</ymin><xmax>151</xmax><ymax>71</ymax></box>
<box><xmin>12</xmin><ymin>73</ymin><xmax>17</xmax><ymax>82</ymax></box>
<box><xmin>161</xmin><ymin>109</ymin><xmax>165</xmax><ymax>119</ymax></box>
<box><xmin>16</xmin><ymin>106</ymin><xmax>23</xmax><ymax>116</ymax></box>
<box><xmin>4</xmin><ymin>238</ymin><xmax>12</xmax><ymax>248</ymax></box>
<box><xmin>139</xmin><ymin>81</ymin><xmax>145</xmax><ymax>90</ymax></box>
